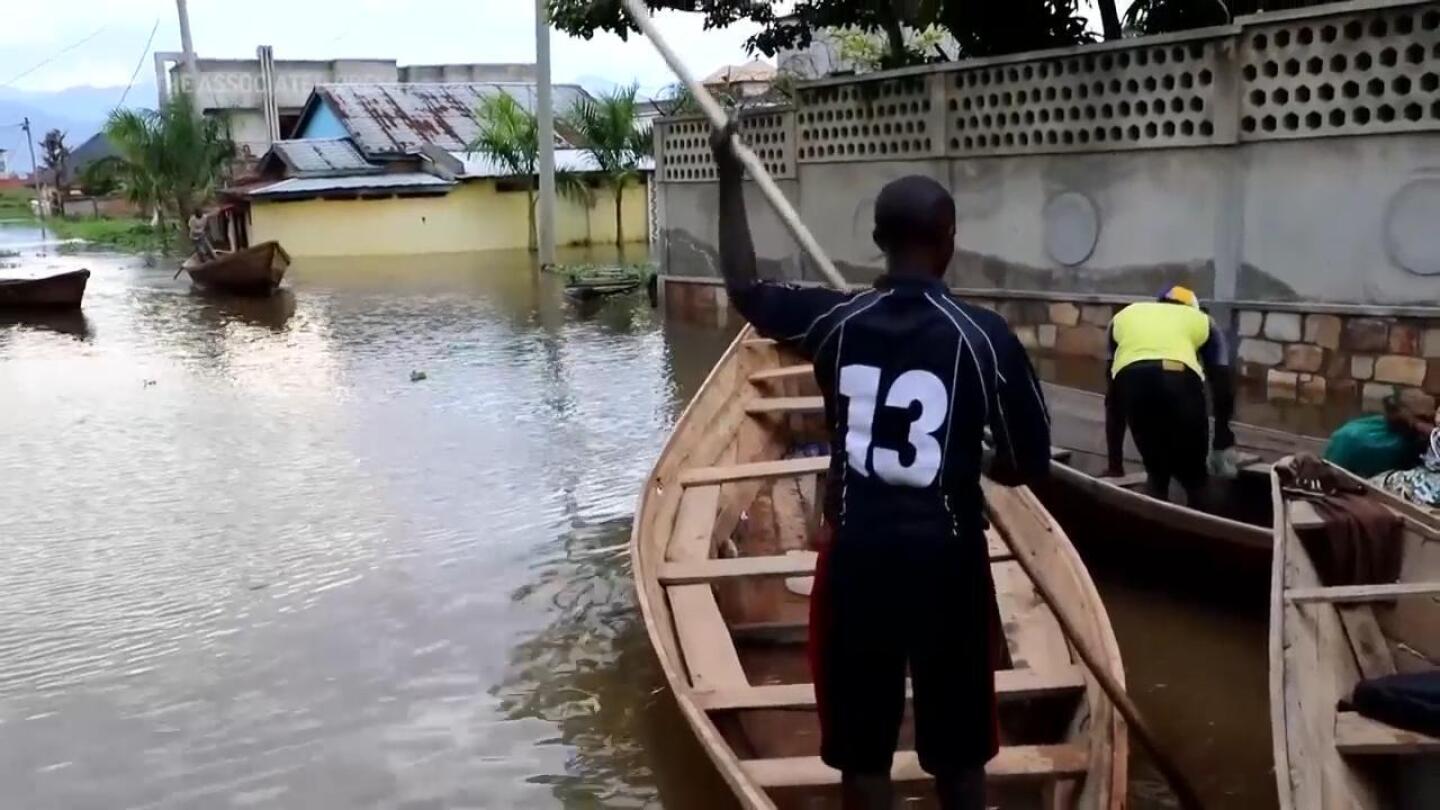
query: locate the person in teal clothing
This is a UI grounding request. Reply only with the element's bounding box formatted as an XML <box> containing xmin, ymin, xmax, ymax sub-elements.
<box><xmin>1323</xmin><ymin>396</ymin><xmax>1432</xmax><ymax>478</ymax></box>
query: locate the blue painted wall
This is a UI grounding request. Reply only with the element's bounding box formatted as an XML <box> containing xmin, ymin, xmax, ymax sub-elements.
<box><xmin>298</xmin><ymin>101</ymin><xmax>349</xmax><ymax>140</ymax></box>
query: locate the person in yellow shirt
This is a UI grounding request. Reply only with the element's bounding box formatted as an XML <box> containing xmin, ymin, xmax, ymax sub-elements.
<box><xmin>1103</xmin><ymin>286</ymin><xmax>1235</xmax><ymax>503</ymax></box>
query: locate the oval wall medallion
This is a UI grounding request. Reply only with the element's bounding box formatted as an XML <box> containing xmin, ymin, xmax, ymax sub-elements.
<box><xmin>1043</xmin><ymin>191</ymin><xmax>1100</xmax><ymax>267</ymax></box>
<box><xmin>1385</xmin><ymin>178</ymin><xmax>1440</xmax><ymax>276</ymax></box>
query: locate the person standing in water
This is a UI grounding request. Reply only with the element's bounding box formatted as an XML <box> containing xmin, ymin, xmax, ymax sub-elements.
<box><xmin>1103</xmin><ymin>286</ymin><xmax>1235</xmax><ymax>502</ymax></box>
<box><xmin>709</xmin><ymin>124</ymin><xmax>1052</xmax><ymax>810</ymax></box>
<box><xmin>188</xmin><ymin>208</ymin><xmax>217</xmax><ymax>262</ymax></box>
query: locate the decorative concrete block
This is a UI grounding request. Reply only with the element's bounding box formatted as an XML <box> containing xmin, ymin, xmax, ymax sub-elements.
<box><xmin>1015</xmin><ymin>325</ymin><xmax>1038</xmax><ymax>350</ymax></box>
<box><xmin>1285</xmin><ymin>344</ymin><xmax>1324</xmax><ymax>373</ymax></box>
<box><xmin>1424</xmin><ymin>328</ymin><xmax>1440</xmax><ymax>358</ymax></box>
<box><xmin>1054</xmin><ymin>325</ymin><xmax>1107</xmax><ymax>358</ymax></box>
<box><xmin>1388</xmin><ymin>324</ymin><xmax>1420</xmax><ymax>356</ymax></box>
<box><xmin>1238</xmin><ymin>338</ymin><xmax>1284</xmax><ymax>366</ymax></box>
<box><xmin>1363</xmin><ymin>383</ymin><xmax>1394</xmax><ymax>407</ymax></box>
<box><xmin>1332</xmin><ymin>379</ymin><xmax>1359</xmax><ymax>401</ymax></box>
<box><xmin>1304</xmin><ymin>314</ymin><xmax>1343</xmax><ymax>349</ymax></box>
<box><xmin>1049</xmin><ymin>302</ymin><xmax>1080</xmax><ymax>327</ymax></box>
<box><xmin>1080</xmin><ymin>304</ymin><xmax>1112</xmax><ymax>326</ymax></box>
<box><xmin>1264</xmin><ymin>312</ymin><xmax>1303</xmax><ymax>342</ymax></box>
<box><xmin>1343</xmin><ymin>318</ymin><xmax>1390</xmax><ymax>352</ymax></box>
<box><xmin>1352</xmin><ymin>355</ymin><xmax>1375</xmax><ymax>380</ymax></box>
<box><xmin>1012</xmin><ymin>300</ymin><xmax>1052</xmax><ymax>325</ymax></box>
<box><xmin>1375</xmin><ymin>355</ymin><xmax>1427</xmax><ymax>387</ymax></box>
<box><xmin>1267</xmin><ymin>369</ymin><xmax>1299</xmax><ymax>399</ymax></box>
<box><xmin>1237</xmin><ymin>310</ymin><xmax>1264</xmax><ymax>338</ymax></box>
<box><xmin>1298</xmin><ymin>374</ymin><xmax>1327</xmax><ymax>404</ymax></box>
<box><xmin>1399</xmin><ymin>388</ymin><xmax>1437</xmax><ymax>414</ymax></box>
<box><xmin>1037</xmin><ymin>324</ymin><xmax>1057</xmax><ymax>349</ymax></box>
<box><xmin>1239</xmin><ymin>362</ymin><xmax>1269</xmax><ymax>380</ymax></box>
<box><xmin>1324</xmin><ymin>350</ymin><xmax>1351</xmax><ymax>380</ymax></box>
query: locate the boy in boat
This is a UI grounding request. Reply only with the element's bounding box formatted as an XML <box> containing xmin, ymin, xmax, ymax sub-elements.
<box><xmin>1102</xmin><ymin>286</ymin><xmax>1235</xmax><ymax>502</ymax></box>
<box><xmin>188</xmin><ymin>208</ymin><xmax>217</xmax><ymax>262</ymax></box>
<box><xmin>710</xmin><ymin>125</ymin><xmax>1052</xmax><ymax>810</ymax></box>
<box><xmin>1323</xmin><ymin>394</ymin><xmax>1433</xmax><ymax>478</ymax></box>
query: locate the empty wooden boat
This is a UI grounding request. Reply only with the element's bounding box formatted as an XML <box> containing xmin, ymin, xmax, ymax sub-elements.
<box><xmin>1269</xmin><ymin>458</ymin><xmax>1440</xmax><ymax>809</ymax></box>
<box><xmin>184</xmin><ymin>241</ymin><xmax>289</xmax><ymax>295</ymax></box>
<box><xmin>633</xmin><ymin>330</ymin><xmax>1127</xmax><ymax>808</ymax></box>
<box><xmin>1037</xmin><ymin>383</ymin><xmax>1325</xmax><ymax>559</ymax></box>
<box><xmin>0</xmin><ymin>269</ymin><xmax>89</xmax><ymax>309</ymax></box>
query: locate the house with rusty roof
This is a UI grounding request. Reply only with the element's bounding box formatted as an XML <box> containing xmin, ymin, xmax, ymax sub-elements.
<box><xmin>239</xmin><ymin>82</ymin><xmax>653</xmax><ymax>258</ymax></box>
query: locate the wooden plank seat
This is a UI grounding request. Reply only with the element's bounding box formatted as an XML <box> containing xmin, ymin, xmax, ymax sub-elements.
<box><xmin>749</xmin><ymin>364</ymin><xmax>813</xmax><ymax>383</ymax></box>
<box><xmin>1286</xmin><ymin>581</ymin><xmax>1440</xmax><ymax>604</ymax></box>
<box><xmin>680</xmin><ymin>456</ymin><xmax>829</xmax><ymax>487</ymax></box>
<box><xmin>1288</xmin><ymin>500</ymin><xmax>1328</xmax><ymax>532</ymax></box>
<box><xmin>669</xmin><ymin>585</ymin><xmax>749</xmax><ymax>691</ymax></box>
<box><xmin>693</xmin><ymin>665</ymin><xmax>1087</xmax><ymax>712</ymax></box>
<box><xmin>1334</xmin><ymin>712</ymin><xmax>1440</xmax><ymax>755</ymax></box>
<box><xmin>660</xmin><ymin>543</ymin><xmax>1017</xmax><ymax>585</ymax></box>
<box><xmin>746</xmin><ymin>396</ymin><xmax>824</xmax><ymax>416</ymax></box>
<box><xmin>742</xmin><ymin>744</ymin><xmax>1090</xmax><ymax>788</ymax></box>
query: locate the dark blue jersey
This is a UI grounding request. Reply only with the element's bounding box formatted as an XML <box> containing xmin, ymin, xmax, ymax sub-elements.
<box><xmin>731</xmin><ymin>275</ymin><xmax>1052</xmax><ymax>544</ymax></box>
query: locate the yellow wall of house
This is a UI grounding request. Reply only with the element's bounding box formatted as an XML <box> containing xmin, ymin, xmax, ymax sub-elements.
<box><xmin>249</xmin><ymin>179</ymin><xmax>649</xmax><ymax>257</ymax></box>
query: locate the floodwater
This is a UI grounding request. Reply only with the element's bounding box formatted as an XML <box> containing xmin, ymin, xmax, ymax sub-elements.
<box><xmin>0</xmin><ymin>226</ymin><xmax>1310</xmax><ymax>809</ymax></box>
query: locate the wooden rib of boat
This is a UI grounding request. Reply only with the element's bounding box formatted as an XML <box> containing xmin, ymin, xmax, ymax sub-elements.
<box><xmin>1269</xmin><ymin>458</ymin><xmax>1440</xmax><ymax>810</ymax></box>
<box><xmin>0</xmin><ymin>269</ymin><xmax>89</xmax><ymax>309</ymax></box>
<box><xmin>633</xmin><ymin>330</ymin><xmax>1127</xmax><ymax>808</ymax></box>
<box><xmin>1037</xmin><ymin>383</ymin><xmax>1326</xmax><ymax>558</ymax></box>
<box><xmin>184</xmin><ymin>241</ymin><xmax>289</xmax><ymax>295</ymax></box>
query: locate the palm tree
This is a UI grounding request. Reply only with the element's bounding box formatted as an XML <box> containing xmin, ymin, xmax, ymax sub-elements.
<box><xmin>467</xmin><ymin>92</ymin><xmax>589</xmax><ymax>252</ymax></box>
<box><xmin>104</xmin><ymin>92</ymin><xmax>233</xmax><ymax>248</ymax></box>
<box><xmin>564</xmin><ymin>84</ymin><xmax>652</xmax><ymax>251</ymax></box>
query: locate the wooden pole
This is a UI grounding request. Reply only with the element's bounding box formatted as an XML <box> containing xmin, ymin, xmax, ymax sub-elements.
<box><xmin>991</xmin><ymin>485</ymin><xmax>1208</xmax><ymax>810</ymax></box>
<box><xmin>619</xmin><ymin>0</ymin><xmax>848</xmax><ymax>290</ymax></box>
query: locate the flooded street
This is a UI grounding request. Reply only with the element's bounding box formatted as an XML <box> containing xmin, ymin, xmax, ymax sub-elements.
<box><xmin>1</xmin><ymin>228</ymin><xmax>1296</xmax><ymax>808</ymax></box>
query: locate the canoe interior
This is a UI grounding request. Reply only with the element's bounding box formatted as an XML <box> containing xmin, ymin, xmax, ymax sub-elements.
<box><xmin>1269</xmin><ymin>460</ymin><xmax>1440</xmax><ymax>810</ymax></box>
<box><xmin>1037</xmin><ymin>382</ymin><xmax>1326</xmax><ymax>561</ymax></box>
<box><xmin>633</xmin><ymin>330</ymin><xmax>1127</xmax><ymax>809</ymax></box>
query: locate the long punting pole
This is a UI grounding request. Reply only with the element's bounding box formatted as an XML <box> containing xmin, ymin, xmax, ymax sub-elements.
<box><xmin>618</xmin><ymin>0</ymin><xmax>846</xmax><ymax>290</ymax></box>
<box><xmin>620</xmin><ymin>2</ymin><xmax>1207</xmax><ymax>807</ymax></box>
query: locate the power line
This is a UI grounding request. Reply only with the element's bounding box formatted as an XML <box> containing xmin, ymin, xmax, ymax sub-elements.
<box><xmin>0</xmin><ymin>24</ymin><xmax>112</xmax><ymax>90</ymax></box>
<box><xmin>116</xmin><ymin>17</ymin><xmax>162</xmax><ymax>110</ymax></box>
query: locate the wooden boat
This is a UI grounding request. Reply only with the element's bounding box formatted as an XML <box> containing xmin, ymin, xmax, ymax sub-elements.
<box><xmin>1269</xmin><ymin>458</ymin><xmax>1440</xmax><ymax>809</ymax></box>
<box><xmin>0</xmin><ymin>269</ymin><xmax>89</xmax><ymax>309</ymax></box>
<box><xmin>1036</xmin><ymin>383</ymin><xmax>1325</xmax><ymax>559</ymax></box>
<box><xmin>184</xmin><ymin>241</ymin><xmax>289</xmax><ymax>295</ymax></box>
<box><xmin>563</xmin><ymin>278</ymin><xmax>642</xmax><ymax>301</ymax></box>
<box><xmin>633</xmin><ymin>329</ymin><xmax>1127</xmax><ymax>808</ymax></box>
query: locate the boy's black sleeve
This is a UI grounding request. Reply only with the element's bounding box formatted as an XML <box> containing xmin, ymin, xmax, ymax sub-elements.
<box><xmin>988</xmin><ymin>325</ymin><xmax>1053</xmax><ymax>487</ymax></box>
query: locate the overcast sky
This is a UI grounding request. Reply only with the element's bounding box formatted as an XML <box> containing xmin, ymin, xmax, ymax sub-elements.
<box><xmin>0</xmin><ymin>0</ymin><xmax>1125</xmax><ymax>96</ymax></box>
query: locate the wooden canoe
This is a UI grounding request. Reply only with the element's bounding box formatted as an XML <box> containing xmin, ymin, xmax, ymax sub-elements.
<box><xmin>563</xmin><ymin>279</ymin><xmax>642</xmax><ymax>301</ymax></box>
<box><xmin>0</xmin><ymin>269</ymin><xmax>89</xmax><ymax>309</ymax></box>
<box><xmin>184</xmin><ymin>241</ymin><xmax>289</xmax><ymax>295</ymax></box>
<box><xmin>1036</xmin><ymin>383</ymin><xmax>1325</xmax><ymax>558</ymax></box>
<box><xmin>633</xmin><ymin>330</ymin><xmax>1127</xmax><ymax>808</ymax></box>
<box><xmin>1269</xmin><ymin>458</ymin><xmax>1440</xmax><ymax>810</ymax></box>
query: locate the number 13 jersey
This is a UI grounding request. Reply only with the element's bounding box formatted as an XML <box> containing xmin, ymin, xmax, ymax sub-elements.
<box><xmin>731</xmin><ymin>273</ymin><xmax>1053</xmax><ymax>546</ymax></box>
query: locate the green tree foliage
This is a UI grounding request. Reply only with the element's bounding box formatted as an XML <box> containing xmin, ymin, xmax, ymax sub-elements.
<box><xmin>466</xmin><ymin>92</ymin><xmax>589</xmax><ymax>252</ymax></box>
<box><xmin>104</xmin><ymin>93</ymin><xmax>233</xmax><ymax>245</ymax></box>
<box><xmin>1122</xmin><ymin>1</ymin><xmax>1330</xmax><ymax>34</ymax></box>
<box><xmin>78</xmin><ymin>156</ymin><xmax>123</xmax><ymax>197</ymax></box>
<box><xmin>549</xmin><ymin>0</ymin><xmax>1094</xmax><ymax>69</ymax></box>
<box><xmin>563</xmin><ymin>84</ymin><xmax>652</xmax><ymax>251</ymax></box>
<box><xmin>40</xmin><ymin>129</ymin><xmax>70</xmax><ymax>215</ymax></box>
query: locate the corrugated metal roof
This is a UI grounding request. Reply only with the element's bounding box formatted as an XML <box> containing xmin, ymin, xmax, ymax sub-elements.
<box><xmin>270</xmin><ymin>138</ymin><xmax>379</xmax><ymax>177</ymax></box>
<box><xmin>447</xmin><ymin>149</ymin><xmax>654</xmax><ymax>179</ymax></box>
<box><xmin>248</xmin><ymin>172</ymin><xmax>454</xmax><ymax>200</ymax></box>
<box><xmin>317</xmin><ymin>82</ymin><xmax>591</xmax><ymax>157</ymax></box>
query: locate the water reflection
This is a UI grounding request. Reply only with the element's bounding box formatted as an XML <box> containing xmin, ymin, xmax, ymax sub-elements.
<box><xmin>0</xmin><ymin>309</ymin><xmax>91</xmax><ymax>339</ymax></box>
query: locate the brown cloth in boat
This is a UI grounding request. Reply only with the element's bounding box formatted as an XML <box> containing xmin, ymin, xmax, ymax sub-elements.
<box><xmin>1285</xmin><ymin>455</ymin><xmax>1404</xmax><ymax>588</ymax></box>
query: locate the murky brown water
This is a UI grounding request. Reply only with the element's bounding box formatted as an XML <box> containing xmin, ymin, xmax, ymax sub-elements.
<box><xmin>0</xmin><ymin>226</ymin><xmax>1305</xmax><ymax>809</ymax></box>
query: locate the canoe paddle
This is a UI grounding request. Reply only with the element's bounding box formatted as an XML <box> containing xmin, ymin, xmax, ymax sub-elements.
<box><xmin>620</xmin><ymin>2</ymin><xmax>1206</xmax><ymax>807</ymax></box>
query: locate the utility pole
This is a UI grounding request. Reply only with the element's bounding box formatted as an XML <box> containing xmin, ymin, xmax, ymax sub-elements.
<box><xmin>22</xmin><ymin>117</ymin><xmax>43</xmax><ymax>220</ymax></box>
<box><xmin>176</xmin><ymin>0</ymin><xmax>200</xmax><ymax>98</ymax></box>
<box><xmin>535</xmin><ymin>0</ymin><xmax>557</xmax><ymax>268</ymax></box>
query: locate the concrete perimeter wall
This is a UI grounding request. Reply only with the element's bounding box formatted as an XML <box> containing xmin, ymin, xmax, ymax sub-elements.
<box><xmin>655</xmin><ymin>0</ymin><xmax>1440</xmax><ymax>311</ymax></box>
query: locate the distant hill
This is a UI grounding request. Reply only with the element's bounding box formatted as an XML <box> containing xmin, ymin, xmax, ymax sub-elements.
<box><xmin>0</xmin><ymin>81</ymin><xmax>156</xmax><ymax>175</ymax></box>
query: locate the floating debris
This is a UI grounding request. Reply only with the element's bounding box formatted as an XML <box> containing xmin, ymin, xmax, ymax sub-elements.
<box><xmin>410</xmin><ymin>370</ymin><xmax>428</xmax><ymax>382</ymax></box>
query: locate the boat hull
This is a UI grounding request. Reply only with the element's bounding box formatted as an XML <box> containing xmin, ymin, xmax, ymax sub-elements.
<box><xmin>185</xmin><ymin>242</ymin><xmax>290</xmax><ymax>295</ymax></box>
<box><xmin>0</xmin><ymin>269</ymin><xmax>90</xmax><ymax>310</ymax></box>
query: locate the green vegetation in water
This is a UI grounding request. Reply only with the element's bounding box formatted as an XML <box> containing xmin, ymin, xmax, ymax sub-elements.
<box><xmin>51</xmin><ymin>218</ymin><xmax>169</xmax><ymax>254</ymax></box>
<box><xmin>0</xmin><ymin>189</ymin><xmax>36</xmax><ymax>221</ymax></box>
<box><xmin>555</xmin><ymin>262</ymin><xmax>654</xmax><ymax>287</ymax></box>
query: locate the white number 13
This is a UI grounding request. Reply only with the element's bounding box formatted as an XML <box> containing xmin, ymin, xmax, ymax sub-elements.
<box><xmin>839</xmin><ymin>364</ymin><xmax>948</xmax><ymax>487</ymax></box>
